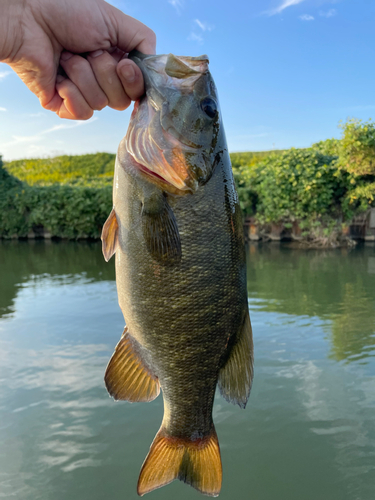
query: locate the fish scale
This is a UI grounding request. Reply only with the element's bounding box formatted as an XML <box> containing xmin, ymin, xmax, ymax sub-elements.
<box><xmin>101</xmin><ymin>51</ymin><xmax>253</xmax><ymax>497</ymax></box>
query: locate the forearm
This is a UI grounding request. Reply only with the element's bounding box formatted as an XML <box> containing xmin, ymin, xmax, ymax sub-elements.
<box><xmin>0</xmin><ymin>0</ymin><xmax>24</xmax><ymax>62</ymax></box>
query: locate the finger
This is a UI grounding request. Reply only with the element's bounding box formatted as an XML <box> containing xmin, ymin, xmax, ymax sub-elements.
<box><xmin>55</xmin><ymin>75</ymin><xmax>93</xmax><ymax>120</ymax></box>
<box><xmin>60</xmin><ymin>52</ymin><xmax>108</xmax><ymax>111</ymax></box>
<box><xmin>117</xmin><ymin>59</ymin><xmax>145</xmax><ymax>102</ymax></box>
<box><xmin>87</xmin><ymin>50</ymin><xmax>131</xmax><ymax>111</ymax></box>
<box><xmin>107</xmin><ymin>47</ymin><xmax>126</xmax><ymax>63</ymax></box>
<box><xmin>105</xmin><ymin>6</ymin><xmax>156</xmax><ymax>55</ymax></box>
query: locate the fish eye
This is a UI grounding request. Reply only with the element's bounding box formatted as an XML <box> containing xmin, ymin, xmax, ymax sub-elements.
<box><xmin>200</xmin><ymin>97</ymin><xmax>217</xmax><ymax>119</ymax></box>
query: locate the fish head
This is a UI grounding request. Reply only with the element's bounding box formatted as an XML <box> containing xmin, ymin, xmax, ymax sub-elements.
<box><xmin>124</xmin><ymin>51</ymin><xmax>222</xmax><ymax>195</ymax></box>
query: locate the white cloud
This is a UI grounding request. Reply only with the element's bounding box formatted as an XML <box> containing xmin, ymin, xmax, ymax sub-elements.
<box><xmin>188</xmin><ymin>18</ymin><xmax>214</xmax><ymax>45</ymax></box>
<box><xmin>300</xmin><ymin>14</ymin><xmax>314</xmax><ymax>21</ymax></box>
<box><xmin>188</xmin><ymin>32</ymin><xmax>204</xmax><ymax>44</ymax></box>
<box><xmin>168</xmin><ymin>0</ymin><xmax>183</xmax><ymax>13</ymax></box>
<box><xmin>319</xmin><ymin>9</ymin><xmax>337</xmax><ymax>18</ymax></box>
<box><xmin>194</xmin><ymin>19</ymin><xmax>214</xmax><ymax>32</ymax></box>
<box><xmin>0</xmin><ymin>71</ymin><xmax>11</xmax><ymax>81</ymax></box>
<box><xmin>266</xmin><ymin>0</ymin><xmax>307</xmax><ymax>16</ymax></box>
<box><xmin>3</xmin><ymin>117</ymin><xmax>98</xmax><ymax>148</ymax></box>
<box><xmin>0</xmin><ymin>107</ymin><xmax>7</xmax><ymax>112</ymax></box>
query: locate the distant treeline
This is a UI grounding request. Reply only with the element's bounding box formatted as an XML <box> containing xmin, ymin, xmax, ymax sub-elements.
<box><xmin>1</xmin><ymin>118</ymin><xmax>374</xmax><ymax>240</ymax></box>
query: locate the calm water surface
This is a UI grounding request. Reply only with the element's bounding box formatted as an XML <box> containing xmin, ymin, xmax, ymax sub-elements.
<box><xmin>0</xmin><ymin>241</ymin><xmax>374</xmax><ymax>500</ymax></box>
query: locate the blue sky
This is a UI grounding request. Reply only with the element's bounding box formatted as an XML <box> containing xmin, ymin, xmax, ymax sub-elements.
<box><xmin>1</xmin><ymin>0</ymin><xmax>374</xmax><ymax>160</ymax></box>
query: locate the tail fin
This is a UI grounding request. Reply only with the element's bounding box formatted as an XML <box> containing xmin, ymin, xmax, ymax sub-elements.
<box><xmin>137</xmin><ymin>426</ymin><xmax>222</xmax><ymax>497</ymax></box>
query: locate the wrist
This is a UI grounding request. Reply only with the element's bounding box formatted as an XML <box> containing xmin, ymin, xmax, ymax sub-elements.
<box><xmin>0</xmin><ymin>0</ymin><xmax>25</xmax><ymax>62</ymax></box>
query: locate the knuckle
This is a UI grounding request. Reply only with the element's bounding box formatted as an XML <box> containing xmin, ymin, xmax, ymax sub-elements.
<box><xmin>148</xmin><ymin>29</ymin><xmax>157</xmax><ymax>45</ymax></box>
<box><xmin>65</xmin><ymin>56</ymin><xmax>89</xmax><ymax>74</ymax></box>
<box><xmin>109</xmin><ymin>95</ymin><xmax>131</xmax><ymax>111</ymax></box>
<box><xmin>81</xmin><ymin>108</ymin><xmax>94</xmax><ymax>120</ymax></box>
<box><xmin>95</xmin><ymin>96</ymin><xmax>109</xmax><ymax>111</ymax></box>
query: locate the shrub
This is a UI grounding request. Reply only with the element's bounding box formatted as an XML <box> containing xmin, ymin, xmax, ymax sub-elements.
<box><xmin>4</xmin><ymin>153</ymin><xmax>115</xmax><ymax>186</ymax></box>
<box><xmin>246</xmin><ymin>148</ymin><xmax>347</xmax><ymax>224</ymax></box>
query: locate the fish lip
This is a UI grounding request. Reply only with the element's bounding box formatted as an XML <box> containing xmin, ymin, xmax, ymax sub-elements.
<box><xmin>128</xmin><ymin>49</ymin><xmax>150</xmax><ymax>62</ymax></box>
<box><xmin>126</xmin><ymin>51</ymin><xmax>212</xmax><ymax>194</ymax></box>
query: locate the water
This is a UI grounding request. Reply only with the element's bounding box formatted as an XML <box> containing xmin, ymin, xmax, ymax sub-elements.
<box><xmin>0</xmin><ymin>240</ymin><xmax>374</xmax><ymax>500</ymax></box>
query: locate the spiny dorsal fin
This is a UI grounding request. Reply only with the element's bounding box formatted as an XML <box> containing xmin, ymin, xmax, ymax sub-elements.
<box><xmin>137</xmin><ymin>426</ymin><xmax>222</xmax><ymax>497</ymax></box>
<box><xmin>105</xmin><ymin>329</ymin><xmax>160</xmax><ymax>403</ymax></box>
<box><xmin>218</xmin><ymin>311</ymin><xmax>254</xmax><ymax>409</ymax></box>
<box><xmin>101</xmin><ymin>208</ymin><xmax>119</xmax><ymax>262</ymax></box>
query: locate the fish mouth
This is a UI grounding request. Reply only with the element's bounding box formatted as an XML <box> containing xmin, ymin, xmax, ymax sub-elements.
<box><xmin>124</xmin><ymin>52</ymin><xmax>213</xmax><ymax>195</ymax></box>
<box><xmin>125</xmin><ymin>99</ymin><xmax>200</xmax><ymax>195</ymax></box>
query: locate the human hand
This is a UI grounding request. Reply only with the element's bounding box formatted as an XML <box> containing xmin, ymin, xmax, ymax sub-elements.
<box><xmin>0</xmin><ymin>0</ymin><xmax>156</xmax><ymax>119</ymax></box>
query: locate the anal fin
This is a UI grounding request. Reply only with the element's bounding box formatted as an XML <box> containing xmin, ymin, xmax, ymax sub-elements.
<box><xmin>137</xmin><ymin>425</ymin><xmax>222</xmax><ymax>497</ymax></box>
<box><xmin>101</xmin><ymin>208</ymin><xmax>119</xmax><ymax>262</ymax></box>
<box><xmin>218</xmin><ymin>310</ymin><xmax>254</xmax><ymax>409</ymax></box>
<box><xmin>105</xmin><ymin>328</ymin><xmax>160</xmax><ymax>403</ymax></box>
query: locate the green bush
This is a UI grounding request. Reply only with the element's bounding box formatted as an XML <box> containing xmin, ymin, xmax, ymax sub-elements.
<box><xmin>0</xmin><ymin>180</ymin><xmax>112</xmax><ymax>238</ymax></box>
<box><xmin>334</xmin><ymin>119</ymin><xmax>375</xmax><ymax>212</ymax></box>
<box><xmin>337</xmin><ymin>119</ymin><xmax>375</xmax><ymax>176</ymax></box>
<box><xmin>235</xmin><ymin>148</ymin><xmax>348</xmax><ymax>224</ymax></box>
<box><xmin>4</xmin><ymin>153</ymin><xmax>115</xmax><ymax>186</ymax></box>
<box><xmin>312</xmin><ymin>138</ymin><xmax>340</xmax><ymax>157</ymax></box>
<box><xmin>1</xmin><ymin>118</ymin><xmax>375</xmax><ymax>241</ymax></box>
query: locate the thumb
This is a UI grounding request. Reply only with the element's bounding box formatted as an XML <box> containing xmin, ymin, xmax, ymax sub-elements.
<box><xmin>104</xmin><ymin>4</ymin><xmax>156</xmax><ymax>55</ymax></box>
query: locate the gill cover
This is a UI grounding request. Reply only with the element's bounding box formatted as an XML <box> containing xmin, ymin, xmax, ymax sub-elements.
<box><xmin>125</xmin><ymin>52</ymin><xmax>221</xmax><ymax>195</ymax></box>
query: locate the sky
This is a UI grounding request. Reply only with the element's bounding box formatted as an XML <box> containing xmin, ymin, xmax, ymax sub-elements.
<box><xmin>1</xmin><ymin>0</ymin><xmax>375</xmax><ymax>160</ymax></box>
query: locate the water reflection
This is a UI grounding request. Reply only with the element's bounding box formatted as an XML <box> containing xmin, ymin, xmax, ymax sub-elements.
<box><xmin>0</xmin><ymin>240</ymin><xmax>115</xmax><ymax>318</ymax></box>
<box><xmin>0</xmin><ymin>241</ymin><xmax>375</xmax><ymax>500</ymax></box>
<box><xmin>246</xmin><ymin>242</ymin><xmax>375</xmax><ymax>363</ymax></box>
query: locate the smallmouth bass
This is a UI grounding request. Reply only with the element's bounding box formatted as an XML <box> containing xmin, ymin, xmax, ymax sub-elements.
<box><xmin>101</xmin><ymin>51</ymin><xmax>254</xmax><ymax>497</ymax></box>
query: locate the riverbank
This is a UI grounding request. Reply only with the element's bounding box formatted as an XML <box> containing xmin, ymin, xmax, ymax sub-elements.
<box><xmin>1</xmin><ymin>119</ymin><xmax>374</xmax><ymax>246</ymax></box>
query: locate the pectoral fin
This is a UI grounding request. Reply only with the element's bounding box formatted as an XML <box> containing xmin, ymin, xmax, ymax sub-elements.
<box><xmin>218</xmin><ymin>311</ymin><xmax>254</xmax><ymax>409</ymax></box>
<box><xmin>105</xmin><ymin>328</ymin><xmax>160</xmax><ymax>403</ymax></box>
<box><xmin>142</xmin><ymin>193</ymin><xmax>182</xmax><ymax>266</ymax></box>
<box><xmin>101</xmin><ymin>208</ymin><xmax>119</xmax><ymax>262</ymax></box>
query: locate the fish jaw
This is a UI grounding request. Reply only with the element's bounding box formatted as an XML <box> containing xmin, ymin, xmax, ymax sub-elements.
<box><xmin>125</xmin><ymin>98</ymin><xmax>199</xmax><ymax>195</ymax></box>
<box><xmin>122</xmin><ymin>52</ymin><xmax>221</xmax><ymax>196</ymax></box>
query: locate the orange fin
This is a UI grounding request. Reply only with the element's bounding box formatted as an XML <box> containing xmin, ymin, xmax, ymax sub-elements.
<box><xmin>137</xmin><ymin>426</ymin><xmax>222</xmax><ymax>497</ymax></box>
<box><xmin>218</xmin><ymin>310</ymin><xmax>254</xmax><ymax>409</ymax></box>
<box><xmin>101</xmin><ymin>208</ymin><xmax>119</xmax><ymax>262</ymax></box>
<box><xmin>105</xmin><ymin>328</ymin><xmax>160</xmax><ymax>403</ymax></box>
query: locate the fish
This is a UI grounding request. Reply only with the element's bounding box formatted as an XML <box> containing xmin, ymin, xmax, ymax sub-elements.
<box><xmin>101</xmin><ymin>50</ymin><xmax>254</xmax><ymax>497</ymax></box>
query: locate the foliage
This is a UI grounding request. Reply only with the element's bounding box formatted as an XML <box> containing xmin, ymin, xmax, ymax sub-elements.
<box><xmin>331</xmin><ymin>119</ymin><xmax>375</xmax><ymax>211</ymax></box>
<box><xmin>312</xmin><ymin>137</ymin><xmax>340</xmax><ymax>157</ymax></box>
<box><xmin>0</xmin><ymin>153</ymin><xmax>113</xmax><ymax>239</ymax></box>
<box><xmin>1</xmin><ymin>118</ymin><xmax>375</xmax><ymax>240</ymax></box>
<box><xmin>4</xmin><ymin>153</ymin><xmax>115</xmax><ymax>186</ymax></box>
<box><xmin>230</xmin><ymin>151</ymin><xmax>285</xmax><ymax>216</ymax></box>
<box><xmin>345</xmin><ymin>182</ymin><xmax>375</xmax><ymax>209</ymax></box>
<box><xmin>235</xmin><ymin>148</ymin><xmax>347</xmax><ymax>224</ymax></box>
<box><xmin>337</xmin><ymin>118</ymin><xmax>375</xmax><ymax>176</ymax></box>
<box><xmin>230</xmin><ymin>151</ymin><xmax>279</xmax><ymax>169</ymax></box>
<box><xmin>232</xmin><ymin>164</ymin><xmax>258</xmax><ymax>216</ymax></box>
<box><xmin>0</xmin><ymin>177</ymin><xmax>112</xmax><ymax>239</ymax></box>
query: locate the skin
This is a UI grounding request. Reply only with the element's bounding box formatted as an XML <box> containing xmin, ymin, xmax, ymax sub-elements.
<box><xmin>112</xmin><ymin>57</ymin><xmax>251</xmax><ymax>440</ymax></box>
<box><xmin>114</xmin><ymin>149</ymin><xmax>248</xmax><ymax>438</ymax></box>
<box><xmin>0</xmin><ymin>0</ymin><xmax>156</xmax><ymax>119</ymax></box>
<box><xmin>103</xmin><ymin>53</ymin><xmax>254</xmax><ymax>495</ymax></box>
